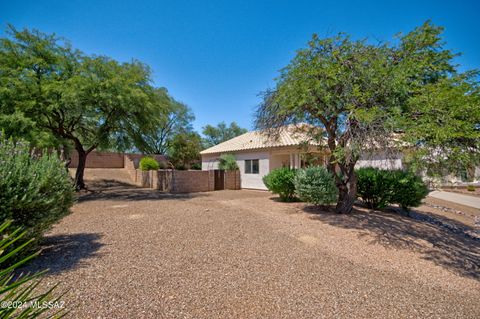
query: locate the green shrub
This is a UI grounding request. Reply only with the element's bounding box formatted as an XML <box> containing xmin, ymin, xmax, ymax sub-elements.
<box><xmin>389</xmin><ymin>170</ymin><xmax>429</xmax><ymax>210</ymax></box>
<box><xmin>190</xmin><ymin>162</ymin><xmax>201</xmax><ymax>170</ymax></box>
<box><xmin>356</xmin><ymin>167</ymin><xmax>428</xmax><ymax>211</ymax></box>
<box><xmin>294</xmin><ymin>166</ymin><xmax>337</xmax><ymax>205</ymax></box>
<box><xmin>0</xmin><ymin>221</ymin><xmax>66</xmax><ymax>318</ymax></box>
<box><xmin>218</xmin><ymin>154</ymin><xmax>238</xmax><ymax>171</ymax></box>
<box><xmin>139</xmin><ymin>156</ymin><xmax>160</xmax><ymax>171</ymax></box>
<box><xmin>467</xmin><ymin>185</ymin><xmax>476</xmax><ymax>192</ymax></box>
<box><xmin>356</xmin><ymin>167</ymin><xmax>394</xmax><ymax>209</ymax></box>
<box><xmin>263</xmin><ymin>167</ymin><xmax>297</xmax><ymax>201</ymax></box>
<box><xmin>0</xmin><ymin>138</ymin><xmax>74</xmax><ymax>252</ymax></box>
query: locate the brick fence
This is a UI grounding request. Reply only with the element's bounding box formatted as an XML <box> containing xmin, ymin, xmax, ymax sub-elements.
<box><xmin>135</xmin><ymin>169</ymin><xmax>241</xmax><ymax>193</ymax></box>
<box><xmin>69</xmin><ymin>151</ymin><xmax>167</xmax><ymax>172</ymax></box>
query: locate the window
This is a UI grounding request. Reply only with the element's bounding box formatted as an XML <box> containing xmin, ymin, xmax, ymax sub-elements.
<box><xmin>245</xmin><ymin>159</ymin><xmax>259</xmax><ymax>174</ymax></box>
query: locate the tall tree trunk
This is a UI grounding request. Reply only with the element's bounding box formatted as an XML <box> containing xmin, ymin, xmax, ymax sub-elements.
<box><xmin>335</xmin><ymin>170</ymin><xmax>357</xmax><ymax>214</ymax></box>
<box><xmin>74</xmin><ymin>147</ymin><xmax>87</xmax><ymax>190</ymax></box>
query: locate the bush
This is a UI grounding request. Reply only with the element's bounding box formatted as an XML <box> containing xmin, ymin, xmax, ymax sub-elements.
<box><xmin>294</xmin><ymin>166</ymin><xmax>337</xmax><ymax>205</ymax></box>
<box><xmin>190</xmin><ymin>162</ymin><xmax>201</xmax><ymax>170</ymax></box>
<box><xmin>0</xmin><ymin>138</ymin><xmax>74</xmax><ymax>252</ymax></box>
<box><xmin>218</xmin><ymin>154</ymin><xmax>238</xmax><ymax>171</ymax></box>
<box><xmin>356</xmin><ymin>167</ymin><xmax>428</xmax><ymax>211</ymax></box>
<box><xmin>467</xmin><ymin>185</ymin><xmax>476</xmax><ymax>192</ymax></box>
<box><xmin>139</xmin><ymin>156</ymin><xmax>160</xmax><ymax>171</ymax></box>
<box><xmin>0</xmin><ymin>221</ymin><xmax>66</xmax><ymax>318</ymax></box>
<box><xmin>389</xmin><ymin>170</ymin><xmax>429</xmax><ymax>210</ymax></box>
<box><xmin>356</xmin><ymin>167</ymin><xmax>394</xmax><ymax>209</ymax></box>
<box><xmin>263</xmin><ymin>167</ymin><xmax>297</xmax><ymax>201</ymax></box>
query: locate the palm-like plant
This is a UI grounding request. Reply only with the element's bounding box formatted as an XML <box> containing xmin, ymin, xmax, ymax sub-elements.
<box><xmin>0</xmin><ymin>221</ymin><xmax>67</xmax><ymax>318</ymax></box>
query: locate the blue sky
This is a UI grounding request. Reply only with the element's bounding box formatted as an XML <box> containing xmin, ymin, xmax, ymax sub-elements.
<box><xmin>1</xmin><ymin>0</ymin><xmax>479</xmax><ymax>132</ymax></box>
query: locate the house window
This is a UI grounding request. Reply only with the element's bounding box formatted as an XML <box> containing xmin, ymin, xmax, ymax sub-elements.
<box><xmin>245</xmin><ymin>159</ymin><xmax>259</xmax><ymax>174</ymax></box>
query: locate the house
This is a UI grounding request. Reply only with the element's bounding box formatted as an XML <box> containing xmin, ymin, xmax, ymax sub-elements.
<box><xmin>200</xmin><ymin>124</ymin><xmax>403</xmax><ymax>189</ymax></box>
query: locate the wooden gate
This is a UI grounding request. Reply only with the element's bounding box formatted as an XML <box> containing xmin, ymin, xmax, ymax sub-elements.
<box><xmin>214</xmin><ymin>169</ymin><xmax>225</xmax><ymax>190</ymax></box>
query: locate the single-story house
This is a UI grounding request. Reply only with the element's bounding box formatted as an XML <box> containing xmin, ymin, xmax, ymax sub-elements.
<box><xmin>200</xmin><ymin>124</ymin><xmax>404</xmax><ymax>190</ymax></box>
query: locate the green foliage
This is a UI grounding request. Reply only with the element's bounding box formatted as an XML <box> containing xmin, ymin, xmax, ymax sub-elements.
<box><xmin>0</xmin><ymin>137</ymin><xmax>74</xmax><ymax>252</ymax></box>
<box><xmin>294</xmin><ymin>166</ymin><xmax>338</xmax><ymax>206</ymax></box>
<box><xmin>190</xmin><ymin>162</ymin><xmax>201</xmax><ymax>170</ymax></box>
<box><xmin>389</xmin><ymin>170</ymin><xmax>429</xmax><ymax>210</ymax></box>
<box><xmin>401</xmin><ymin>74</ymin><xmax>480</xmax><ymax>176</ymax></box>
<box><xmin>467</xmin><ymin>185</ymin><xmax>476</xmax><ymax>192</ymax></box>
<box><xmin>139</xmin><ymin>157</ymin><xmax>160</xmax><ymax>171</ymax></box>
<box><xmin>128</xmin><ymin>88</ymin><xmax>195</xmax><ymax>155</ymax></box>
<box><xmin>263</xmin><ymin>168</ymin><xmax>297</xmax><ymax>202</ymax></box>
<box><xmin>255</xmin><ymin>21</ymin><xmax>477</xmax><ymax>213</ymax></box>
<box><xmin>0</xmin><ymin>221</ymin><xmax>67</xmax><ymax>318</ymax></box>
<box><xmin>218</xmin><ymin>154</ymin><xmax>238</xmax><ymax>171</ymax></box>
<box><xmin>356</xmin><ymin>167</ymin><xmax>394</xmax><ymax>209</ymax></box>
<box><xmin>168</xmin><ymin>132</ymin><xmax>202</xmax><ymax>170</ymax></box>
<box><xmin>202</xmin><ymin>122</ymin><xmax>247</xmax><ymax>148</ymax></box>
<box><xmin>356</xmin><ymin>168</ymin><xmax>429</xmax><ymax>211</ymax></box>
<box><xmin>0</xmin><ymin>25</ymin><xmax>174</xmax><ymax>188</ymax></box>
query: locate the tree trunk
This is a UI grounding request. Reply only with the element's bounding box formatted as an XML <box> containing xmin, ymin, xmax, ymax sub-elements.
<box><xmin>335</xmin><ymin>171</ymin><xmax>357</xmax><ymax>214</ymax></box>
<box><xmin>74</xmin><ymin>148</ymin><xmax>87</xmax><ymax>190</ymax></box>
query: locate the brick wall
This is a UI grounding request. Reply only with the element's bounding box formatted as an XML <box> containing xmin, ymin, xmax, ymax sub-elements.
<box><xmin>69</xmin><ymin>151</ymin><xmax>125</xmax><ymax>168</ymax></box>
<box><xmin>225</xmin><ymin>170</ymin><xmax>241</xmax><ymax>190</ymax></box>
<box><xmin>150</xmin><ymin>170</ymin><xmax>241</xmax><ymax>193</ymax></box>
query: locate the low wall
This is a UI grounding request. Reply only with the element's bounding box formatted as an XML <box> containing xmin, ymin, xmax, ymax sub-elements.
<box><xmin>69</xmin><ymin>151</ymin><xmax>125</xmax><ymax>168</ymax></box>
<box><xmin>135</xmin><ymin>169</ymin><xmax>241</xmax><ymax>193</ymax></box>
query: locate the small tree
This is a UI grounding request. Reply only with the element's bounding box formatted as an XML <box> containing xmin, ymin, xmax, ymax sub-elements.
<box><xmin>168</xmin><ymin>132</ymin><xmax>202</xmax><ymax>170</ymax></box>
<box><xmin>218</xmin><ymin>154</ymin><xmax>238</xmax><ymax>170</ymax></box>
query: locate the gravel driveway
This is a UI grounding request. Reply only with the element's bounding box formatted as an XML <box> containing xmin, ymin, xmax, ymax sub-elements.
<box><xmin>25</xmin><ymin>177</ymin><xmax>480</xmax><ymax>318</ymax></box>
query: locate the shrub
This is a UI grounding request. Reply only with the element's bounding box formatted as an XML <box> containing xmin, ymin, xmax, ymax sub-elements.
<box><xmin>356</xmin><ymin>167</ymin><xmax>429</xmax><ymax>211</ymax></box>
<box><xmin>218</xmin><ymin>154</ymin><xmax>238</xmax><ymax>171</ymax></box>
<box><xmin>0</xmin><ymin>221</ymin><xmax>66</xmax><ymax>318</ymax></box>
<box><xmin>139</xmin><ymin>156</ymin><xmax>160</xmax><ymax>171</ymax></box>
<box><xmin>467</xmin><ymin>185</ymin><xmax>476</xmax><ymax>192</ymax></box>
<box><xmin>389</xmin><ymin>170</ymin><xmax>429</xmax><ymax>210</ymax></box>
<box><xmin>263</xmin><ymin>167</ymin><xmax>297</xmax><ymax>201</ymax></box>
<box><xmin>356</xmin><ymin>167</ymin><xmax>394</xmax><ymax>209</ymax></box>
<box><xmin>0</xmin><ymin>138</ymin><xmax>74</xmax><ymax>252</ymax></box>
<box><xmin>190</xmin><ymin>162</ymin><xmax>201</xmax><ymax>170</ymax></box>
<box><xmin>294</xmin><ymin>166</ymin><xmax>337</xmax><ymax>205</ymax></box>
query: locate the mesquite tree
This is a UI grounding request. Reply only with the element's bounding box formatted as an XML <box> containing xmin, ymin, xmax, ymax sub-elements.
<box><xmin>0</xmin><ymin>26</ymin><xmax>160</xmax><ymax>189</ymax></box>
<box><xmin>256</xmin><ymin>22</ymin><xmax>477</xmax><ymax>213</ymax></box>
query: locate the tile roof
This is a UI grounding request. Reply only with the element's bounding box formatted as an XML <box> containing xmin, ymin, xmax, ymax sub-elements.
<box><xmin>200</xmin><ymin>124</ymin><xmax>321</xmax><ymax>155</ymax></box>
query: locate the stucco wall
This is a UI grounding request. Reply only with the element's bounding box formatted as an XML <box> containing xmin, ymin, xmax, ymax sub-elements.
<box><xmin>201</xmin><ymin>151</ymin><xmax>270</xmax><ymax>189</ymax></box>
<box><xmin>355</xmin><ymin>151</ymin><xmax>404</xmax><ymax>170</ymax></box>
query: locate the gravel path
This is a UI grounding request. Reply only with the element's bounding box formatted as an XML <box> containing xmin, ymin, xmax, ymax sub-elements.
<box><xmin>25</xmin><ymin>180</ymin><xmax>480</xmax><ymax>318</ymax></box>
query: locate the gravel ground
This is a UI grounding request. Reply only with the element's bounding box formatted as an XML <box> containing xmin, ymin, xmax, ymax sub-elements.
<box><xmin>24</xmin><ymin>172</ymin><xmax>480</xmax><ymax>318</ymax></box>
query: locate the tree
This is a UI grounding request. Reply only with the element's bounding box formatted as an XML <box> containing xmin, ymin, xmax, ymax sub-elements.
<box><xmin>168</xmin><ymin>131</ymin><xmax>203</xmax><ymax>169</ymax></box>
<box><xmin>0</xmin><ymin>26</ymin><xmax>163</xmax><ymax>189</ymax></box>
<box><xmin>128</xmin><ymin>88</ymin><xmax>195</xmax><ymax>155</ymax></box>
<box><xmin>202</xmin><ymin>121</ymin><xmax>247</xmax><ymax>148</ymax></box>
<box><xmin>255</xmin><ymin>21</ymin><xmax>477</xmax><ymax>213</ymax></box>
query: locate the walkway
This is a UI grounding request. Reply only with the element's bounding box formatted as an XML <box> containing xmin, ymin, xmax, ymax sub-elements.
<box><xmin>429</xmin><ymin>190</ymin><xmax>480</xmax><ymax>210</ymax></box>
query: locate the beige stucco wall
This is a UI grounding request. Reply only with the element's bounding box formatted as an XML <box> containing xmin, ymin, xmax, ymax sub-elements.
<box><xmin>201</xmin><ymin>150</ymin><xmax>270</xmax><ymax>190</ymax></box>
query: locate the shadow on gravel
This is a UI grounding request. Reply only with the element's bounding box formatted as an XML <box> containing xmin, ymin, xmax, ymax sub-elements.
<box><xmin>19</xmin><ymin>233</ymin><xmax>104</xmax><ymax>275</ymax></box>
<box><xmin>303</xmin><ymin>206</ymin><xmax>480</xmax><ymax>280</ymax></box>
<box><xmin>77</xmin><ymin>189</ymin><xmax>209</xmax><ymax>204</ymax></box>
